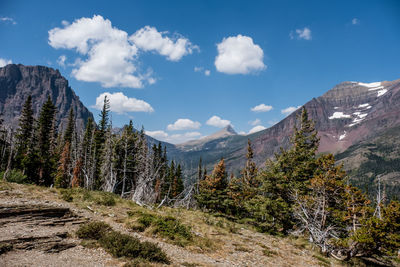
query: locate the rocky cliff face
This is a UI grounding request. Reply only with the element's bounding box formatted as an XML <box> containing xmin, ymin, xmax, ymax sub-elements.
<box><xmin>0</xmin><ymin>64</ymin><xmax>93</xmax><ymax>131</ymax></box>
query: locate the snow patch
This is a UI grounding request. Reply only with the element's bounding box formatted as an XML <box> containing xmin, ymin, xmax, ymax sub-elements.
<box><xmin>334</xmin><ymin>107</ymin><xmax>339</xmax><ymax>109</ymax></box>
<box><xmin>368</xmin><ymin>86</ymin><xmax>384</xmax><ymax>91</ymax></box>
<box><xmin>358</xmin><ymin>82</ymin><xmax>381</xmax><ymax>88</ymax></box>
<box><xmin>339</xmin><ymin>131</ymin><xmax>346</xmax><ymax>141</ymax></box>
<box><xmin>358</xmin><ymin>103</ymin><xmax>369</xmax><ymax>108</ymax></box>
<box><xmin>358</xmin><ymin>113</ymin><xmax>368</xmax><ymax>119</ymax></box>
<box><xmin>329</xmin><ymin>112</ymin><xmax>351</xmax><ymax>119</ymax></box>
<box><xmin>377</xmin><ymin>89</ymin><xmax>388</xmax><ymax>97</ymax></box>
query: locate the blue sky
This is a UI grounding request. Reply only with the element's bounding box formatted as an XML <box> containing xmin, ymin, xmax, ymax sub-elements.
<box><xmin>1</xmin><ymin>0</ymin><xmax>399</xmax><ymax>143</ymax></box>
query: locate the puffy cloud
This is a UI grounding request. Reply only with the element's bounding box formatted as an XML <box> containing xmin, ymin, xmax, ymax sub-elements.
<box><xmin>281</xmin><ymin>106</ymin><xmax>301</xmax><ymax>115</ymax></box>
<box><xmin>145</xmin><ymin>130</ymin><xmax>168</xmax><ymax>140</ymax></box>
<box><xmin>0</xmin><ymin>58</ymin><xmax>12</xmax><ymax>67</ymax></box>
<box><xmin>167</xmin><ymin>118</ymin><xmax>201</xmax><ymax>131</ymax></box>
<box><xmin>57</xmin><ymin>55</ymin><xmax>67</xmax><ymax>67</ymax></box>
<box><xmin>215</xmin><ymin>35</ymin><xmax>265</xmax><ymax>74</ymax></box>
<box><xmin>0</xmin><ymin>17</ymin><xmax>16</xmax><ymax>25</ymax></box>
<box><xmin>49</xmin><ymin>15</ymin><xmax>196</xmax><ymax>88</ymax></box>
<box><xmin>290</xmin><ymin>27</ymin><xmax>312</xmax><ymax>40</ymax></box>
<box><xmin>249</xmin><ymin>118</ymin><xmax>261</xmax><ymax>126</ymax></box>
<box><xmin>146</xmin><ymin>130</ymin><xmax>201</xmax><ymax>144</ymax></box>
<box><xmin>206</xmin><ymin>115</ymin><xmax>231</xmax><ymax>128</ymax></box>
<box><xmin>251</xmin><ymin>104</ymin><xmax>273</xmax><ymax>112</ymax></box>
<box><xmin>130</xmin><ymin>26</ymin><xmax>198</xmax><ymax>61</ymax></box>
<box><xmin>93</xmin><ymin>92</ymin><xmax>154</xmax><ymax>114</ymax></box>
<box><xmin>248</xmin><ymin>125</ymin><xmax>266</xmax><ymax>134</ymax></box>
<box><xmin>352</xmin><ymin>18</ymin><xmax>359</xmax><ymax>25</ymax></box>
<box><xmin>195</xmin><ymin>66</ymin><xmax>211</xmax><ymax>76</ymax></box>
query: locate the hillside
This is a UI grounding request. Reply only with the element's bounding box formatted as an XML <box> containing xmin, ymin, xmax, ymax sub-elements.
<box><xmin>0</xmin><ymin>64</ymin><xmax>93</xmax><ymax>131</ymax></box>
<box><xmin>0</xmin><ymin>180</ymin><xmax>344</xmax><ymax>267</ymax></box>
<box><xmin>169</xmin><ymin>79</ymin><xmax>400</xmax><ymax>196</ymax></box>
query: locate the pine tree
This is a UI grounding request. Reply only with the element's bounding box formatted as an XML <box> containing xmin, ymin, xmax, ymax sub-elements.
<box><xmin>37</xmin><ymin>96</ymin><xmax>57</xmax><ymax>186</ymax></box>
<box><xmin>171</xmin><ymin>163</ymin><xmax>184</xmax><ymax>198</ymax></box>
<box><xmin>82</xmin><ymin>117</ymin><xmax>95</xmax><ymax>189</ymax></box>
<box><xmin>93</xmin><ymin>96</ymin><xmax>110</xmax><ymax>189</ymax></box>
<box><xmin>55</xmin><ymin>141</ymin><xmax>71</xmax><ymax>188</ymax></box>
<box><xmin>196</xmin><ymin>158</ymin><xmax>229</xmax><ymax>213</ymax></box>
<box><xmin>14</xmin><ymin>95</ymin><xmax>35</xmax><ymax>170</ymax></box>
<box><xmin>63</xmin><ymin>108</ymin><xmax>75</xmax><ymax>145</ymax></box>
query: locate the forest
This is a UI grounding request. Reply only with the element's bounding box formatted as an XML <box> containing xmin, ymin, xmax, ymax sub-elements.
<box><xmin>0</xmin><ymin>95</ymin><xmax>399</xmax><ymax>263</ymax></box>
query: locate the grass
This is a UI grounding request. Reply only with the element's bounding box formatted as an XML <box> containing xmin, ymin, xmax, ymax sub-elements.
<box><xmin>76</xmin><ymin>221</ymin><xmax>169</xmax><ymax>264</ymax></box>
<box><xmin>59</xmin><ymin>188</ymin><xmax>117</xmax><ymax>206</ymax></box>
<box><xmin>127</xmin><ymin>210</ymin><xmax>192</xmax><ymax>246</ymax></box>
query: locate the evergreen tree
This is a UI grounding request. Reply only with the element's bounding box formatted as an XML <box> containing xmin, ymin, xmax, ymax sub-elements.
<box><xmin>14</xmin><ymin>95</ymin><xmax>35</xmax><ymax>171</ymax></box>
<box><xmin>171</xmin><ymin>163</ymin><xmax>184</xmax><ymax>198</ymax></box>
<box><xmin>82</xmin><ymin>117</ymin><xmax>95</xmax><ymax>189</ymax></box>
<box><xmin>55</xmin><ymin>141</ymin><xmax>71</xmax><ymax>188</ymax></box>
<box><xmin>93</xmin><ymin>96</ymin><xmax>110</xmax><ymax>189</ymax></box>
<box><xmin>63</xmin><ymin>108</ymin><xmax>75</xmax><ymax>145</ymax></box>
<box><xmin>37</xmin><ymin>96</ymin><xmax>57</xmax><ymax>186</ymax></box>
<box><xmin>196</xmin><ymin>158</ymin><xmax>229</xmax><ymax>213</ymax></box>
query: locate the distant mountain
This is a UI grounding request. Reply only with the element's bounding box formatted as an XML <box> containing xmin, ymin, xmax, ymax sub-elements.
<box><xmin>0</xmin><ymin>64</ymin><xmax>94</xmax><ymax>131</ymax></box>
<box><xmin>168</xmin><ymin>79</ymin><xmax>400</xmax><ymax>199</ymax></box>
<box><xmin>177</xmin><ymin>125</ymin><xmax>237</xmax><ymax>151</ymax></box>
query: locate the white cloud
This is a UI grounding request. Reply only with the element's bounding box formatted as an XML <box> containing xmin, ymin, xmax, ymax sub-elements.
<box><xmin>130</xmin><ymin>26</ymin><xmax>198</xmax><ymax>61</ymax></box>
<box><xmin>93</xmin><ymin>92</ymin><xmax>154</xmax><ymax>114</ymax></box>
<box><xmin>215</xmin><ymin>34</ymin><xmax>265</xmax><ymax>74</ymax></box>
<box><xmin>49</xmin><ymin>15</ymin><xmax>196</xmax><ymax>88</ymax></box>
<box><xmin>0</xmin><ymin>58</ymin><xmax>12</xmax><ymax>67</ymax></box>
<box><xmin>0</xmin><ymin>17</ymin><xmax>16</xmax><ymax>25</ymax></box>
<box><xmin>194</xmin><ymin>66</ymin><xmax>203</xmax><ymax>72</ymax></box>
<box><xmin>206</xmin><ymin>115</ymin><xmax>231</xmax><ymax>128</ymax></box>
<box><xmin>145</xmin><ymin>130</ymin><xmax>169</xmax><ymax>140</ymax></box>
<box><xmin>290</xmin><ymin>27</ymin><xmax>312</xmax><ymax>40</ymax></box>
<box><xmin>251</xmin><ymin>104</ymin><xmax>273</xmax><ymax>113</ymax></box>
<box><xmin>146</xmin><ymin>130</ymin><xmax>201</xmax><ymax>144</ymax></box>
<box><xmin>204</xmin><ymin>69</ymin><xmax>210</xmax><ymax>76</ymax></box>
<box><xmin>248</xmin><ymin>125</ymin><xmax>266</xmax><ymax>134</ymax></box>
<box><xmin>57</xmin><ymin>55</ymin><xmax>67</xmax><ymax>67</ymax></box>
<box><xmin>167</xmin><ymin>118</ymin><xmax>201</xmax><ymax>131</ymax></box>
<box><xmin>352</xmin><ymin>18</ymin><xmax>359</xmax><ymax>25</ymax></box>
<box><xmin>249</xmin><ymin>118</ymin><xmax>261</xmax><ymax>126</ymax></box>
<box><xmin>281</xmin><ymin>106</ymin><xmax>301</xmax><ymax>115</ymax></box>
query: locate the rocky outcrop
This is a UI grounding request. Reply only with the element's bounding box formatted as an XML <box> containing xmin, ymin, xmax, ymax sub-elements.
<box><xmin>0</xmin><ymin>64</ymin><xmax>94</xmax><ymax>131</ymax></box>
<box><xmin>0</xmin><ymin>204</ymin><xmax>85</xmax><ymax>254</ymax></box>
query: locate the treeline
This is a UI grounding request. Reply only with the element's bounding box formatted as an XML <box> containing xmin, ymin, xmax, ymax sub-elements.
<box><xmin>0</xmin><ymin>95</ymin><xmax>184</xmax><ymax>205</ymax></box>
<box><xmin>195</xmin><ymin>108</ymin><xmax>400</xmax><ymax>262</ymax></box>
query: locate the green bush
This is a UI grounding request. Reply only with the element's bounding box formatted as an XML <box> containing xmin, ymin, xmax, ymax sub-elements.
<box><xmin>95</xmin><ymin>192</ymin><xmax>116</xmax><ymax>206</ymax></box>
<box><xmin>100</xmin><ymin>231</ymin><xmax>169</xmax><ymax>264</ymax></box>
<box><xmin>76</xmin><ymin>221</ymin><xmax>169</xmax><ymax>264</ymax></box>
<box><xmin>60</xmin><ymin>189</ymin><xmax>73</xmax><ymax>202</ymax></box>
<box><xmin>129</xmin><ymin>212</ymin><xmax>192</xmax><ymax>244</ymax></box>
<box><xmin>76</xmin><ymin>221</ymin><xmax>112</xmax><ymax>240</ymax></box>
<box><xmin>1</xmin><ymin>170</ymin><xmax>28</xmax><ymax>184</ymax></box>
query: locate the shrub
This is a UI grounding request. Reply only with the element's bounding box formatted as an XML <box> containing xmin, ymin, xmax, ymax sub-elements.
<box><xmin>95</xmin><ymin>192</ymin><xmax>116</xmax><ymax>206</ymax></box>
<box><xmin>100</xmin><ymin>231</ymin><xmax>169</xmax><ymax>264</ymax></box>
<box><xmin>1</xmin><ymin>170</ymin><xmax>28</xmax><ymax>184</ymax></box>
<box><xmin>60</xmin><ymin>189</ymin><xmax>73</xmax><ymax>202</ymax></box>
<box><xmin>129</xmin><ymin>212</ymin><xmax>192</xmax><ymax>245</ymax></box>
<box><xmin>76</xmin><ymin>221</ymin><xmax>112</xmax><ymax>240</ymax></box>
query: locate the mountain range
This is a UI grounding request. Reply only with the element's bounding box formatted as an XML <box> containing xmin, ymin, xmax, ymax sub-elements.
<box><xmin>1</xmin><ymin>64</ymin><xmax>399</xmax><ymax>198</ymax></box>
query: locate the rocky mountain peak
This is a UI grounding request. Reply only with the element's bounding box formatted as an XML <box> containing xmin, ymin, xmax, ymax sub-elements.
<box><xmin>0</xmin><ymin>64</ymin><xmax>94</xmax><ymax>131</ymax></box>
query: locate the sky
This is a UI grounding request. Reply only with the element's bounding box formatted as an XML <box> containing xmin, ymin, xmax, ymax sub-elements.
<box><xmin>1</xmin><ymin>0</ymin><xmax>399</xmax><ymax>144</ymax></box>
